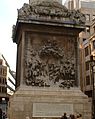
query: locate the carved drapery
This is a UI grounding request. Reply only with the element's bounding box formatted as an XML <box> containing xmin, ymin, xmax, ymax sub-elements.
<box><xmin>24</xmin><ymin>34</ymin><xmax>77</xmax><ymax>89</ymax></box>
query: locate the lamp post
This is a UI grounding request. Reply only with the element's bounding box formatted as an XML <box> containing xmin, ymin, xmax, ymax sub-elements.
<box><xmin>90</xmin><ymin>55</ymin><xmax>95</xmax><ymax>119</ymax></box>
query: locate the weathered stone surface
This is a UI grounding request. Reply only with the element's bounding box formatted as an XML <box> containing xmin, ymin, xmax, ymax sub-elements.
<box><xmin>17</xmin><ymin>1</ymin><xmax>85</xmax><ymax>25</ymax></box>
<box><xmin>24</xmin><ymin>33</ymin><xmax>77</xmax><ymax>88</ymax></box>
<box><xmin>30</xmin><ymin>0</ymin><xmax>62</xmax><ymax>4</ymax></box>
<box><xmin>8</xmin><ymin>87</ymin><xmax>91</xmax><ymax>119</ymax></box>
<box><xmin>9</xmin><ymin>1</ymin><xmax>91</xmax><ymax>119</ymax></box>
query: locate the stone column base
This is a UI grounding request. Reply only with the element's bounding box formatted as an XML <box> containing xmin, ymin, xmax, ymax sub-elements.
<box><xmin>8</xmin><ymin>86</ymin><xmax>91</xmax><ymax>119</ymax></box>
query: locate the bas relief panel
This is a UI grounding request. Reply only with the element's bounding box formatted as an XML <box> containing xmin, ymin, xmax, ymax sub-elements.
<box><xmin>24</xmin><ymin>33</ymin><xmax>77</xmax><ymax>88</ymax></box>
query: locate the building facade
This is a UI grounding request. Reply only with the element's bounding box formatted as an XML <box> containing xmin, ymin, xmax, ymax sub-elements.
<box><xmin>0</xmin><ymin>53</ymin><xmax>15</xmax><ymax>113</ymax></box>
<box><xmin>64</xmin><ymin>0</ymin><xmax>95</xmax><ymax>99</ymax></box>
<box><xmin>79</xmin><ymin>1</ymin><xmax>95</xmax><ymax>99</ymax></box>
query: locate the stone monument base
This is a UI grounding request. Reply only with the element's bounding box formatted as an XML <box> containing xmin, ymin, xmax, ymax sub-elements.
<box><xmin>8</xmin><ymin>86</ymin><xmax>91</xmax><ymax>119</ymax></box>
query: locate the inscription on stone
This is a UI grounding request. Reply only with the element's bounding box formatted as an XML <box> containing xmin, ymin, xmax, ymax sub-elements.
<box><xmin>33</xmin><ymin>103</ymin><xmax>73</xmax><ymax>117</ymax></box>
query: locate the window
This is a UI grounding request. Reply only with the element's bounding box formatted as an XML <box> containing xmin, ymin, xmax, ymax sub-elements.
<box><xmin>0</xmin><ymin>67</ymin><xmax>7</xmax><ymax>76</ymax></box>
<box><xmin>0</xmin><ymin>59</ymin><xmax>2</xmax><ymax>65</ymax></box>
<box><xmin>85</xmin><ymin>46</ymin><xmax>89</xmax><ymax>56</ymax></box>
<box><xmin>89</xmin><ymin>44</ymin><xmax>91</xmax><ymax>54</ymax></box>
<box><xmin>93</xmin><ymin>40</ymin><xmax>95</xmax><ymax>49</ymax></box>
<box><xmin>83</xmin><ymin>38</ymin><xmax>86</xmax><ymax>42</ymax></box>
<box><xmin>86</xmin><ymin>75</ymin><xmax>90</xmax><ymax>85</ymax></box>
<box><xmin>2</xmin><ymin>78</ymin><xmax>6</xmax><ymax>84</ymax></box>
<box><xmin>85</xmin><ymin>61</ymin><xmax>89</xmax><ymax>71</ymax></box>
<box><xmin>2</xmin><ymin>87</ymin><xmax>6</xmax><ymax>93</ymax></box>
<box><xmin>2</xmin><ymin>78</ymin><xmax>4</xmax><ymax>84</ymax></box>
<box><xmin>0</xmin><ymin>87</ymin><xmax>1</xmax><ymax>93</ymax></box>
<box><xmin>0</xmin><ymin>77</ymin><xmax>1</xmax><ymax>83</ymax></box>
<box><xmin>86</xmin><ymin>26</ymin><xmax>90</xmax><ymax>33</ymax></box>
<box><xmin>2</xmin><ymin>67</ymin><xmax>7</xmax><ymax>76</ymax></box>
<box><xmin>0</xmin><ymin>68</ymin><xmax>2</xmax><ymax>75</ymax></box>
<box><xmin>92</xmin><ymin>15</ymin><xmax>95</xmax><ymax>20</ymax></box>
<box><xmin>85</xmin><ymin>14</ymin><xmax>90</xmax><ymax>21</ymax></box>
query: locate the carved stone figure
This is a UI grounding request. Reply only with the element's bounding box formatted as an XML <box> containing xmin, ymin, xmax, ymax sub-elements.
<box><xmin>24</xmin><ymin>39</ymin><xmax>76</xmax><ymax>88</ymax></box>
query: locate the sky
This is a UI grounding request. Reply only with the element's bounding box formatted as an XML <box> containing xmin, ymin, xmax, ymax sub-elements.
<box><xmin>0</xmin><ymin>0</ymin><xmax>66</xmax><ymax>72</ymax></box>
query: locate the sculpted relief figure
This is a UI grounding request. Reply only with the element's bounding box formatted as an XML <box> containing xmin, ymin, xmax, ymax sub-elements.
<box><xmin>24</xmin><ymin>40</ymin><xmax>76</xmax><ymax>89</ymax></box>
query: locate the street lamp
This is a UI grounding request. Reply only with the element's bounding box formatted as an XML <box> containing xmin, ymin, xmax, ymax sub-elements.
<box><xmin>90</xmin><ymin>55</ymin><xmax>95</xmax><ymax>119</ymax></box>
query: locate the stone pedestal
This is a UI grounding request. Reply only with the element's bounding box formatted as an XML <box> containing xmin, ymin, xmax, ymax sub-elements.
<box><xmin>10</xmin><ymin>1</ymin><xmax>91</xmax><ymax>119</ymax></box>
<box><xmin>8</xmin><ymin>86</ymin><xmax>91</xmax><ymax>119</ymax></box>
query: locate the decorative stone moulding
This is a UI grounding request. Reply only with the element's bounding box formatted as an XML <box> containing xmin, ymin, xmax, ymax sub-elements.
<box><xmin>29</xmin><ymin>0</ymin><xmax>62</xmax><ymax>4</ymax></box>
<box><xmin>17</xmin><ymin>0</ymin><xmax>86</xmax><ymax>25</ymax></box>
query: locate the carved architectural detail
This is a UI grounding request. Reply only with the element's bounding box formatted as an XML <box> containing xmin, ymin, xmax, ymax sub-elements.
<box><xmin>17</xmin><ymin>1</ymin><xmax>86</xmax><ymax>25</ymax></box>
<box><xmin>18</xmin><ymin>4</ymin><xmax>32</xmax><ymax>18</ymax></box>
<box><xmin>39</xmin><ymin>40</ymin><xmax>63</xmax><ymax>58</ymax></box>
<box><xmin>18</xmin><ymin>2</ymin><xmax>68</xmax><ymax>18</ymax></box>
<box><xmin>24</xmin><ymin>40</ymin><xmax>76</xmax><ymax>89</ymax></box>
<box><xmin>69</xmin><ymin>10</ymin><xmax>86</xmax><ymax>25</ymax></box>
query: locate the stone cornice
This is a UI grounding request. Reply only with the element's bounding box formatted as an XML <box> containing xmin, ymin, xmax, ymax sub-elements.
<box><xmin>12</xmin><ymin>1</ymin><xmax>86</xmax><ymax>43</ymax></box>
<box><xmin>12</xmin><ymin>19</ymin><xmax>85</xmax><ymax>43</ymax></box>
<box><xmin>17</xmin><ymin>2</ymin><xmax>86</xmax><ymax>25</ymax></box>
